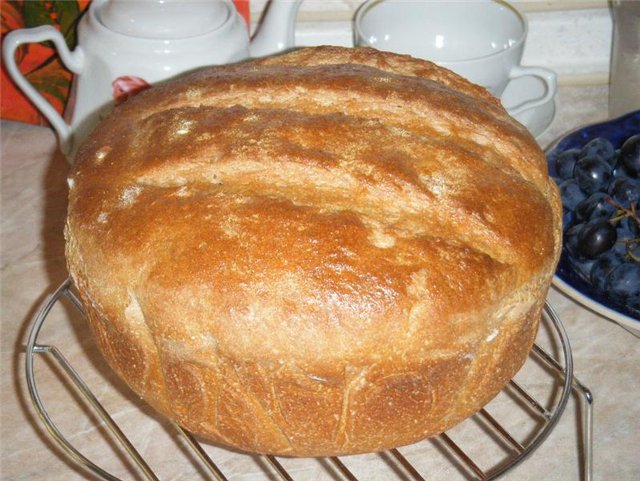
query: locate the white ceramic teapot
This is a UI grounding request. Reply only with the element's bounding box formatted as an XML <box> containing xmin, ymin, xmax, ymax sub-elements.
<box><xmin>3</xmin><ymin>0</ymin><xmax>302</xmax><ymax>161</ymax></box>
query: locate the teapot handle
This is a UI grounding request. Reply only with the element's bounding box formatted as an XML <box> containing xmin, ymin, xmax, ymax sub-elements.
<box><xmin>3</xmin><ymin>25</ymin><xmax>85</xmax><ymax>147</ymax></box>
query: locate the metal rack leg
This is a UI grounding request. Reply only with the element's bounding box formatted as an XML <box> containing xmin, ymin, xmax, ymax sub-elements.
<box><xmin>573</xmin><ymin>376</ymin><xmax>594</xmax><ymax>481</ymax></box>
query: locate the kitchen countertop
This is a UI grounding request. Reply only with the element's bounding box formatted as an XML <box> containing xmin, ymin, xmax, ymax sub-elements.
<box><xmin>1</xmin><ymin>83</ymin><xmax>639</xmax><ymax>481</ymax></box>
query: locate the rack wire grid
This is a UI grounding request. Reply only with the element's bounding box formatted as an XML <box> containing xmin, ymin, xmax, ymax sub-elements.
<box><xmin>26</xmin><ymin>279</ymin><xmax>593</xmax><ymax>481</ymax></box>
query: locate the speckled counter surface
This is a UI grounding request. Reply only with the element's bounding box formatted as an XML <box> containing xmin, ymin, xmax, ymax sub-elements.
<box><xmin>2</xmin><ymin>84</ymin><xmax>639</xmax><ymax>481</ymax></box>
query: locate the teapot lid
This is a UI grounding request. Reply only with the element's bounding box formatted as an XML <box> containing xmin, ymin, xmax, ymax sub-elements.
<box><xmin>97</xmin><ymin>0</ymin><xmax>232</xmax><ymax>39</ymax></box>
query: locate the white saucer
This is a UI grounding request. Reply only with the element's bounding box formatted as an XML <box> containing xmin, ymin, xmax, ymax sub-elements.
<box><xmin>501</xmin><ymin>75</ymin><xmax>556</xmax><ymax>138</ymax></box>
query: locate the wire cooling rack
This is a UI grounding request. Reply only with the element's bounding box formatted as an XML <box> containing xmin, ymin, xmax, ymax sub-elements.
<box><xmin>26</xmin><ymin>279</ymin><xmax>593</xmax><ymax>481</ymax></box>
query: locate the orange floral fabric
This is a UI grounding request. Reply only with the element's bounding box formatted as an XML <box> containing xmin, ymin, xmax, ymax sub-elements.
<box><xmin>0</xmin><ymin>0</ymin><xmax>250</xmax><ymax>125</ymax></box>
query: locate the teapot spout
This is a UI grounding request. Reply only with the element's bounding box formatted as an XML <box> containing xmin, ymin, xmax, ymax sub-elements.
<box><xmin>250</xmin><ymin>0</ymin><xmax>302</xmax><ymax>58</ymax></box>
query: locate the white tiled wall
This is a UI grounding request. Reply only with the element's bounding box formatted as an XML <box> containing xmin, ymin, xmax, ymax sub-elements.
<box><xmin>525</xmin><ymin>8</ymin><xmax>611</xmax><ymax>83</ymax></box>
<box><xmin>249</xmin><ymin>0</ymin><xmax>613</xmax><ymax>84</ymax></box>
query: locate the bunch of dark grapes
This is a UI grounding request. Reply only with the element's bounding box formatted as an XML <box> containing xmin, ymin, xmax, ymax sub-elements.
<box><xmin>554</xmin><ymin>133</ymin><xmax>640</xmax><ymax>315</ymax></box>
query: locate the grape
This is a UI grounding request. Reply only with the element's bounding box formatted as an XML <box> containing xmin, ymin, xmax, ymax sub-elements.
<box><xmin>612</xmin><ymin>163</ymin><xmax>628</xmax><ymax>180</ymax></box>
<box><xmin>569</xmin><ymin>257</ymin><xmax>595</xmax><ymax>282</ymax></box>
<box><xmin>580</xmin><ymin>137</ymin><xmax>615</xmax><ymax>165</ymax></box>
<box><xmin>555</xmin><ymin>148</ymin><xmax>580</xmax><ymax>179</ymax></box>
<box><xmin>574</xmin><ymin>155</ymin><xmax>613</xmax><ymax>194</ymax></box>
<box><xmin>576</xmin><ymin>221</ymin><xmax>617</xmax><ymax>258</ymax></box>
<box><xmin>590</xmin><ymin>202</ymin><xmax>617</xmax><ymax>223</ymax></box>
<box><xmin>606</xmin><ymin>262</ymin><xmax>640</xmax><ymax>301</ymax></box>
<box><xmin>590</xmin><ymin>250</ymin><xmax>624</xmax><ymax>291</ymax></box>
<box><xmin>608</xmin><ymin>177</ymin><xmax>640</xmax><ymax>205</ymax></box>
<box><xmin>564</xmin><ymin>223</ymin><xmax>585</xmax><ymax>258</ymax></box>
<box><xmin>559</xmin><ymin>179</ymin><xmax>587</xmax><ymax>210</ymax></box>
<box><xmin>574</xmin><ymin>192</ymin><xmax>615</xmax><ymax>223</ymax></box>
<box><xmin>620</xmin><ymin>134</ymin><xmax>640</xmax><ymax>178</ymax></box>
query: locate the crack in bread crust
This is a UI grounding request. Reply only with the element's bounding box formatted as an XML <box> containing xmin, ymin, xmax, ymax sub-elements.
<box><xmin>65</xmin><ymin>46</ymin><xmax>562</xmax><ymax>456</ymax></box>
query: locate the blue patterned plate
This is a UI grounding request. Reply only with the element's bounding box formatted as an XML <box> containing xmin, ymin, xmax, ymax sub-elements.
<box><xmin>546</xmin><ymin>110</ymin><xmax>640</xmax><ymax>334</ymax></box>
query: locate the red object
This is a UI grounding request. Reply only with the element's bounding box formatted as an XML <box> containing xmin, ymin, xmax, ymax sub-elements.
<box><xmin>112</xmin><ymin>75</ymin><xmax>152</xmax><ymax>103</ymax></box>
<box><xmin>234</xmin><ymin>0</ymin><xmax>250</xmax><ymax>28</ymax></box>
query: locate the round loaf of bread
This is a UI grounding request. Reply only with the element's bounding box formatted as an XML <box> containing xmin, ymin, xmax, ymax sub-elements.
<box><xmin>65</xmin><ymin>46</ymin><xmax>562</xmax><ymax>457</ymax></box>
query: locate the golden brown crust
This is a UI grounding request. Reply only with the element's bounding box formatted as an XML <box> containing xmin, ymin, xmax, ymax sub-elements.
<box><xmin>65</xmin><ymin>46</ymin><xmax>562</xmax><ymax>456</ymax></box>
